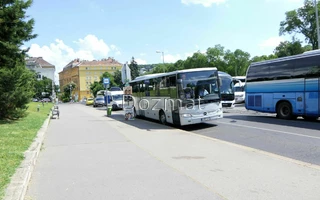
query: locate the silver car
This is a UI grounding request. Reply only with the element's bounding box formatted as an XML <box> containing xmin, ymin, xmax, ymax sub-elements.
<box><xmin>93</xmin><ymin>97</ymin><xmax>105</xmax><ymax>107</ymax></box>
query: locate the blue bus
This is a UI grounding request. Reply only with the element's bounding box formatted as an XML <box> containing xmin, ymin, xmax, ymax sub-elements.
<box><xmin>245</xmin><ymin>50</ymin><xmax>320</xmax><ymax>120</ymax></box>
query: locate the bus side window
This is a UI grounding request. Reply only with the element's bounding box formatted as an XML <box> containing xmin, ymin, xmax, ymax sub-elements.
<box><xmin>169</xmin><ymin>76</ymin><xmax>177</xmax><ymax>99</ymax></box>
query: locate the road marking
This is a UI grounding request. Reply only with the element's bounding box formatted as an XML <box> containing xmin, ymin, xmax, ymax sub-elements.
<box><xmin>216</xmin><ymin>121</ymin><xmax>320</xmax><ymax>140</ymax></box>
<box><xmin>180</xmin><ymin>129</ymin><xmax>320</xmax><ymax>170</ymax></box>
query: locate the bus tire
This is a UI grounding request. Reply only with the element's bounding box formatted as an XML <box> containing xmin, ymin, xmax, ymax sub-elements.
<box><xmin>276</xmin><ymin>102</ymin><xmax>293</xmax><ymax>120</ymax></box>
<box><xmin>159</xmin><ymin>111</ymin><xmax>167</xmax><ymax>125</ymax></box>
<box><xmin>133</xmin><ymin>107</ymin><xmax>138</xmax><ymax>118</ymax></box>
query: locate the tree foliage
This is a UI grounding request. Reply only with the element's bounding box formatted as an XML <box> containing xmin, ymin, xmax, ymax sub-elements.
<box><xmin>60</xmin><ymin>82</ymin><xmax>76</xmax><ymax>102</ymax></box>
<box><xmin>129</xmin><ymin>57</ymin><xmax>139</xmax><ymax>80</ymax></box>
<box><xmin>100</xmin><ymin>71</ymin><xmax>116</xmax><ymax>86</ymax></box>
<box><xmin>34</xmin><ymin>76</ymin><xmax>53</xmax><ymax>99</ymax></box>
<box><xmin>113</xmin><ymin>70</ymin><xmax>122</xmax><ymax>86</ymax></box>
<box><xmin>279</xmin><ymin>0</ymin><xmax>320</xmax><ymax>49</ymax></box>
<box><xmin>90</xmin><ymin>81</ymin><xmax>104</xmax><ymax>97</ymax></box>
<box><xmin>0</xmin><ymin>0</ymin><xmax>37</xmax><ymax>119</ymax></box>
<box><xmin>274</xmin><ymin>38</ymin><xmax>312</xmax><ymax>57</ymax></box>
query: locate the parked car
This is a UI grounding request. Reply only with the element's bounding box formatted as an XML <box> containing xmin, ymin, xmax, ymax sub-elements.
<box><xmin>93</xmin><ymin>96</ymin><xmax>105</xmax><ymax>107</ymax></box>
<box><xmin>42</xmin><ymin>98</ymin><xmax>51</xmax><ymax>102</ymax></box>
<box><xmin>32</xmin><ymin>98</ymin><xmax>39</xmax><ymax>102</ymax></box>
<box><xmin>86</xmin><ymin>98</ymin><xmax>94</xmax><ymax>106</ymax></box>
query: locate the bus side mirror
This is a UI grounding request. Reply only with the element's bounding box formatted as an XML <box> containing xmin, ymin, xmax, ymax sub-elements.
<box><xmin>177</xmin><ymin>79</ymin><xmax>182</xmax><ymax>84</ymax></box>
<box><xmin>218</xmin><ymin>78</ymin><xmax>222</xmax><ymax>87</ymax></box>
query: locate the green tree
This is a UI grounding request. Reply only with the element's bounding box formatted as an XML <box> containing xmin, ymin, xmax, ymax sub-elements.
<box><xmin>113</xmin><ymin>70</ymin><xmax>122</xmax><ymax>86</ymax></box>
<box><xmin>274</xmin><ymin>38</ymin><xmax>312</xmax><ymax>57</ymax></box>
<box><xmin>34</xmin><ymin>76</ymin><xmax>53</xmax><ymax>99</ymax></box>
<box><xmin>279</xmin><ymin>0</ymin><xmax>320</xmax><ymax>49</ymax></box>
<box><xmin>100</xmin><ymin>71</ymin><xmax>116</xmax><ymax>86</ymax></box>
<box><xmin>0</xmin><ymin>0</ymin><xmax>37</xmax><ymax>119</ymax></box>
<box><xmin>206</xmin><ymin>45</ymin><xmax>227</xmax><ymax>71</ymax></box>
<box><xmin>250</xmin><ymin>54</ymin><xmax>278</xmax><ymax>63</ymax></box>
<box><xmin>129</xmin><ymin>57</ymin><xmax>139</xmax><ymax>80</ymax></box>
<box><xmin>90</xmin><ymin>81</ymin><xmax>104</xmax><ymax>97</ymax></box>
<box><xmin>61</xmin><ymin>82</ymin><xmax>76</xmax><ymax>102</ymax></box>
<box><xmin>183</xmin><ymin>51</ymin><xmax>208</xmax><ymax>69</ymax></box>
<box><xmin>173</xmin><ymin>60</ymin><xmax>185</xmax><ymax>71</ymax></box>
<box><xmin>224</xmin><ymin>49</ymin><xmax>250</xmax><ymax>76</ymax></box>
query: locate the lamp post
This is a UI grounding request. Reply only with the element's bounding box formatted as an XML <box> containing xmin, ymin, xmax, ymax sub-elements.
<box><xmin>156</xmin><ymin>50</ymin><xmax>165</xmax><ymax>72</ymax></box>
<box><xmin>156</xmin><ymin>50</ymin><xmax>165</xmax><ymax>64</ymax></box>
<box><xmin>315</xmin><ymin>0</ymin><xmax>320</xmax><ymax>49</ymax></box>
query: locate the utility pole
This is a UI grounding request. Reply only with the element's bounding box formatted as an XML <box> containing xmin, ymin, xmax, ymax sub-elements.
<box><xmin>315</xmin><ymin>0</ymin><xmax>320</xmax><ymax>49</ymax></box>
<box><xmin>156</xmin><ymin>50</ymin><xmax>165</xmax><ymax>72</ymax></box>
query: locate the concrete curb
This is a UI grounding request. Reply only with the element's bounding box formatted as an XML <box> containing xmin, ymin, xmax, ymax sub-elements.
<box><xmin>3</xmin><ymin>113</ymin><xmax>52</xmax><ymax>200</ymax></box>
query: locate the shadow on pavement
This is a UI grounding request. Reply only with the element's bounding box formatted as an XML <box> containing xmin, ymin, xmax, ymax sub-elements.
<box><xmin>95</xmin><ymin>108</ymin><xmax>217</xmax><ymax>131</ymax></box>
<box><xmin>102</xmin><ymin>111</ymin><xmax>175</xmax><ymax>130</ymax></box>
<box><xmin>223</xmin><ymin>114</ymin><xmax>320</xmax><ymax>131</ymax></box>
<box><xmin>178</xmin><ymin>123</ymin><xmax>217</xmax><ymax>131</ymax></box>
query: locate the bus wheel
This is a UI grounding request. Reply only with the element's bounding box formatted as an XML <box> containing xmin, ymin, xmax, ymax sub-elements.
<box><xmin>277</xmin><ymin>102</ymin><xmax>293</xmax><ymax>120</ymax></box>
<box><xmin>159</xmin><ymin>111</ymin><xmax>167</xmax><ymax>125</ymax></box>
<box><xmin>133</xmin><ymin>107</ymin><xmax>138</xmax><ymax>118</ymax></box>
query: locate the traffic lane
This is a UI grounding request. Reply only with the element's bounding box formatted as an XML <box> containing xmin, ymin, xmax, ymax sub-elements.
<box><xmin>222</xmin><ymin>112</ymin><xmax>320</xmax><ymax>138</ymax></box>
<box><xmin>182</xmin><ymin>113</ymin><xmax>320</xmax><ymax>165</ymax></box>
<box><xmin>97</xmin><ymin>105</ymin><xmax>320</xmax><ymax>165</ymax></box>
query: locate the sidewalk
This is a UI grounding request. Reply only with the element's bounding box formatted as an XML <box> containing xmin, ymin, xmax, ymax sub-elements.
<box><xmin>8</xmin><ymin>104</ymin><xmax>320</xmax><ymax>200</ymax></box>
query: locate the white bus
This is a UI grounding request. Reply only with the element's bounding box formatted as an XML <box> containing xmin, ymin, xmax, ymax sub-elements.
<box><xmin>129</xmin><ymin>68</ymin><xmax>223</xmax><ymax>126</ymax></box>
<box><xmin>233</xmin><ymin>76</ymin><xmax>246</xmax><ymax>83</ymax></box>
<box><xmin>234</xmin><ymin>81</ymin><xmax>246</xmax><ymax>103</ymax></box>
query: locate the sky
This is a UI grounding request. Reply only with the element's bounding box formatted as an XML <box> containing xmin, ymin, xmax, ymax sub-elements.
<box><xmin>23</xmin><ymin>0</ymin><xmax>306</xmax><ymax>82</ymax></box>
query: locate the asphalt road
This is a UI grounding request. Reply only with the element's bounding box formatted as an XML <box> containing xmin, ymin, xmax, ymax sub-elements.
<box><xmin>182</xmin><ymin>104</ymin><xmax>320</xmax><ymax>165</ymax></box>
<box><xmin>102</xmin><ymin>103</ymin><xmax>320</xmax><ymax>166</ymax></box>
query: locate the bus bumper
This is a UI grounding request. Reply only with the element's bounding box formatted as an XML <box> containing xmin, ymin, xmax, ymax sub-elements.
<box><xmin>179</xmin><ymin>112</ymin><xmax>223</xmax><ymax>126</ymax></box>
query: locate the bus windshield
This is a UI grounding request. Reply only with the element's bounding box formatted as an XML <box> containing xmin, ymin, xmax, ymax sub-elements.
<box><xmin>220</xmin><ymin>76</ymin><xmax>234</xmax><ymax>95</ymax></box>
<box><xmin>112</xmin><ymin>94</ymin><xmax>123</xmax><ymax>101</ymax></box>
<box><xmin>235</xmin><ymin>86</ymin><xmax>245</xmax><ymax>92</ymax></box>
<box><xmin>177</xmin><ymin>70</ymin><xmax>220</xmax><ymax>101</ymax></box>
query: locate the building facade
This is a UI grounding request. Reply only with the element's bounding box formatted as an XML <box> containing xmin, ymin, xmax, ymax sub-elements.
<box><xmin>26</xmin><ymin>57</ymin><xmax>56</xmax><ymax>99</ymax></box>
<box><xmin>26</xmin><ymin>57</ymin><xmax>55</xmax><ymax>81</ymax></box>
<box><xmin>59</xmin><ymin>58</ymin><xmax>122</xmax><ymax>101</ymax></box>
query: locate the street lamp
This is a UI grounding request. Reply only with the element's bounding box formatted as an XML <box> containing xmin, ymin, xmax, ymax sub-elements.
<box><xmin>315</xmin><ymin>0</ymin><xmax>320</xmax><ymax>49</ymax></box>
<box><xmin>156</xmin><ymin>50</ymin><xmax>165</xmax><ymax>72</ymax></box>
<box><xmin>156</xmin><ymin>50</ymin><xmax>165</xmax><ymax>64</ymax></box>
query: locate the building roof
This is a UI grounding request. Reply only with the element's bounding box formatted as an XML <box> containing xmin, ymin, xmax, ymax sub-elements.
<box><xmin>62</xmin><ymin>57</ymin><xmax>122</xmax><ymax>71</ymax></box>
<box><xmin>26</xmin><ymin>57</ymin><xmax>55</xmax><ymax>69</ymax></box>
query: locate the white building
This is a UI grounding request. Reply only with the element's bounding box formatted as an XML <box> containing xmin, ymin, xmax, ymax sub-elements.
<box><xmin>26</xmin><ymin>57</ymin><xmax>56</xmax><ymax>99</ymax></box>
<box><xmin>26</xmin><ymin>57</ymin><xmax>55</xmax><ymax>81</ymax></box>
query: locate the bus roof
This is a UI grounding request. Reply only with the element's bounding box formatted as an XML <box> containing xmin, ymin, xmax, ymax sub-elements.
<box><xmin>250</xmin><ymin>50</ymin><xmax>320</xmax><ymax>66</ymax></box>
<box><xmin>130</xmin><ymin>67</ymin><xmax>218</xmax><ymax>83</ymax></box>
<box><xmin>218</xmin><ymin>71</ymin><xmax>232</xmax><ymax>77</ymax></box>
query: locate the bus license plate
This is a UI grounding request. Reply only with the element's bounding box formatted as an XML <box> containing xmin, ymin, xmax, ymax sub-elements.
<box><xmin>201</xmin><ymin>117</ymin><xmax>211</xmax><ymax>121</ymax></box>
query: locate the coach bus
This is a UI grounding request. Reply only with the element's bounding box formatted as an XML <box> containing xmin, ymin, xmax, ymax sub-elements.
<box><xmin>245</xmin><ymin>50</ymin><xmax>320</xmax><ymax>120</ymax></box>
<box><xmin>219</xmin><ymin>71</ymin><xmax>237</xmax><ymax>108</ymax></box>
<box><xmin>129</xmin><ymin>68</ymin><xmax>223</xmax><ymax>126</ymax></box>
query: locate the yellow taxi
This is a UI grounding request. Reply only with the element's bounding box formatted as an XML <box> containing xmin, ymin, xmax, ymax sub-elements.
<box><xmin>86</xmin><ymin>98</ymin><xmax>94</xmax><ymax>106</ymax></box>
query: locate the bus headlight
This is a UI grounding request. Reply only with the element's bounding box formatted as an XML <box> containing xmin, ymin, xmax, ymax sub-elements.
<box><xmin>182</xmin><ymin>113</ymin><xmax>192</xmax><ymax>118</ymax></box>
